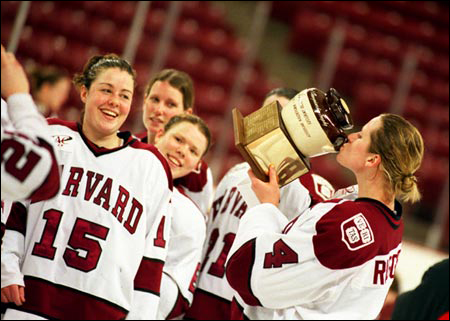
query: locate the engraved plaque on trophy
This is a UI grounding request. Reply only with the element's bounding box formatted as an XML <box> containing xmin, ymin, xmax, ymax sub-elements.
<box><xmin>233</xmin><ymin>88</ymin><xmax>353</xmax><ymax>187</ymax></box>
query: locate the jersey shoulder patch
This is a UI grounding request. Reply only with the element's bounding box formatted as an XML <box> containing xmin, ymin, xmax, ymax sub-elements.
<box><xmin>341</xmin><ymin>213</ymin><xmax>374</xmax><ymax>251</ymax></box>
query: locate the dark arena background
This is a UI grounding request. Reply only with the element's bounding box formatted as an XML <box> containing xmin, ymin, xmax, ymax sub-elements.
<box><xmin>2</xmin><ymin>1</ymin><xmax>448</xmax><ymax>318</ymax></box>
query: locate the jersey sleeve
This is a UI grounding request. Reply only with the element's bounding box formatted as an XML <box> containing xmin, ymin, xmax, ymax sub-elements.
<box><xmin>1</xmin><ymin>95</ymin><xmax>60</xmax><ymax>202</ymax></box>
<box><xmin>1</xmin><ymin>201</ymin><xmax>28</xmax><ymax>289</ymax></box>
<box><xmin>279</xmin><ymin>178</ymin><xmax>312</xmax><ymax>220</ymax></box>
<box><xmin>158</xmin><ymin>192</ymin><xmax>206</xmax><ymax>319</ymax></box>
<box><xmin>126</xmin><ymin>157</ymin><xmax>173</xmax><ymax>319</ymax></box>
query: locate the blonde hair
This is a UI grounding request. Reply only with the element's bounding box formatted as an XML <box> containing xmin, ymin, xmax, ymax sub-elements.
<box><xmin>369</xmin><ymin>114</ymin><xmax>424</xmax><ymax>203</ymax></box>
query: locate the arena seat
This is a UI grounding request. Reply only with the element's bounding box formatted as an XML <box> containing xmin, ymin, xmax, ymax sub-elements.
<box><xmin>353</xmin><ymin>82</ymin><xmax>393</xmax><ymax>124</ymax></box>
<box><xmin>164</xmin><ymin>46</ymin><xmax>204</xmax><ymax>82</ymax></box>
<box><xmin>197</xmin><ymin>56</ymin><xmax>237</xmax><ymax>89</ymax></box>
<box><xmin>144</xmin><ymin>8</ymin><xmax>166</xmax><ymax>36</ymax></box>
<box><xmin>289</xmin><ymin>10</ymin><xmax>333</xmax><ymax>58</ymax></box>
<box><xmin>417</xmin><ymin>155</ymin><xmax>449</xmax><ymax>206</ymax></box>
<box><xmin>173</xmin><ymin>18</ymin><xmax>201</xmax><ymax>47</ymax></box>
<box><xmin>195</xmin><ymin>83</ymin><xmax>229</xmax><ymax>116</ymax></box>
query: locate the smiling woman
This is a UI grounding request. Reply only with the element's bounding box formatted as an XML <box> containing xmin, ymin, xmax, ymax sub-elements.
<box><xmin>1</xmin><ymin>53</ymin><xmax>174</xmax><ymax>320</ymax></box>
<box><xmin>153</xmin><ymin>113</ymin><xmax>211</xmax><ymax>319</ymax></box>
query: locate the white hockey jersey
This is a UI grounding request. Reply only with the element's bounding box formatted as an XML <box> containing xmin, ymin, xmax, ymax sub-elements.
<box><xmin>1</xmin><ymin>96</ymin><xmax>60</xmax><ymax>206</ymax></box>
<box><xmin>227</xmin><ymin>198</ymin><xmax>403</xmax><ymax>320</ymax></box>
<box><xmin>1</xmin><ymin>119</ymin><xmax>172</xmax><ymax>320</ymax></box>
<box><xmin>185</xmin><ymin>163</ymin><xmax>313</xmax><ymax>320</ymax></box>
<box><xmin>157</xmin><ymin>187</ymin><xmax>206</xmax><ymax>319</ymax></box>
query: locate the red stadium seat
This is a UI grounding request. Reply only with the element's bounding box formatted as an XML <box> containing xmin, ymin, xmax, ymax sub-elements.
<box><xmin>403</xmin><ymin>95</ymin><xmax>428</xmax><ymax>127</ymax></box>
<box><xmin>197</xmin><ymin>56</ymin><xmax>237</xmax><ymax>89</ymax></box>
<box><xmin>195</xmin><ymin>83</ymin><xmax>229</xmax><ymax>115</ymax></box>
<box><xmin>198</xmin><ymin>28</ymin><xmax>244</xmax><ymax>63</ymax></box>
<box><xmin>1</xmin><ymin>1</ymin><xmax>21</xmax><ymax>20</ymax></box>
<box><xmin>289</xmin><ymin>10</ymin><xmax>333</xmax><ymax>58</ymax></box>
<box><xmin>144</xmin><ymin>8</ymin><xmax>166</xmax><ymax>36</ymax></box>
<box><xmin>165</xmin><ymin>46</ymin><xmax>204</xmax><ymax>81</ymax></box>
<box><xmin>270</xmin><ymin>1</ymin><xmax>302</xmax><ymax>24</ymax></box>
<box><xmin>417</xmin><ymin>155</ymin><xmax>449</xmax><ymax>205</ymax></box>
<box><xmin>427</xmin><ymin>104</ymin><xmax>450</xmax><ymax>130</ymax></box>
<box><xmin>353</xmin><ymin>82</ymin><xmax>393</xmax><ymax>125</ymax></box>
<box><xmin>173</xmin><ymin>18</ymin><xmax>201</xmax><ymax>47</ymax></box>
<box><xmin>135</xmin><ymin>35</ymin><xmax>157</xmax><ymax>63</ymax></box>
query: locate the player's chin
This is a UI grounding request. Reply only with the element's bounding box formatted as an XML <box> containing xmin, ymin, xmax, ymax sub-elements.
<box><xmin>173</xmin><ymin>167</ymin><xmax>190</xmax><ymax>180</ymax></box>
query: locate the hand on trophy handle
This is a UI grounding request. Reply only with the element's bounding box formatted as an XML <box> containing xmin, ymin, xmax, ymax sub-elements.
<box><xmin>248</xmin><ymin>165</ymin><xmax>280</xmax><ymax>206</ymax></box>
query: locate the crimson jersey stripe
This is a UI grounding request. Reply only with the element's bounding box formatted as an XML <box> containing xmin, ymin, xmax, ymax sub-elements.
<box><xmin>5</xmin><ymin>202</ymin><xmax>27</xmax><ymax>236</ymax></box>
<box><xmin>167</xmin><ymin>291</ymin><xmax>190</xmax><ymax>319</ymax></box>
<box><xmin>11</xmin><ymin>275</ymin><xmax>128</xmax><ymax>320</ymax></box>
<box><xmin>226</xmin><ymin>239</ymin><xmax>262</xmax><ymax>307</ymax></box>
<box><xmin>174</xmin><ymin>160</ymin><xmax>208</xmax><ymax>192</ymax></box>
<box><xmin>185</xmin><ymin>288</ymin><xmax>232</xmax><ymax>320</ymax></box>
<box><xmin>28</xmin><ymin>137</ymin><xmax>61</xmax><ymax>202</ymax></box>
<box><xmin>134</xmin><ymin>257</ymin><xmax>164</xmax><ymax>295</ymax></box>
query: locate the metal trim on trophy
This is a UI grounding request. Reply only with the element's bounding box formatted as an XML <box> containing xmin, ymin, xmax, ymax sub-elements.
<box><xmin>233</xmin><ymin>88</ymin><xmax>353</xmax><ymax>187</ymax></box>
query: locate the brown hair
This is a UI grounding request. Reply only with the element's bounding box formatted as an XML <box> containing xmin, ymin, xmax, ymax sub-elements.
<box><xmin>144</xmin><ymin>69</ymin><xmax>194</xmax><ymax>111</ymax></box>
<box><xmin>73</xmin><ymin>53</ymin><xmax>136</xmax><ymax>91</ymax></box>
<box><xmin>264</xmin><ymin>87</ymin><xmax>299</xmax><ymax>101</ymax></box>
<box><xmin>164</xmin><ymin>114</ymin><xmax>211</xmax><ymax>156</ymax></box>
<box><xmin>29</xmin><ymin>65</ymin><xmax>69</xmax><ymax>95</ymax></box>
<box><xmin>369</xmin><ymin>114</ymin><xmax>424</xmax><ymax>203</ymax></box>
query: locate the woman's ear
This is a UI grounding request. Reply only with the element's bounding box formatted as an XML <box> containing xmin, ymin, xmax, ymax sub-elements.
<box><xmin>80</xmin><ymin>85</ymin><xmax>88</xmax><ymax>103</ymax></box>
<box><xmin>185</xmin><ymin>107</ymin><xmax>193</xmax><ymax>115</ymax></box>
<box><xmin>366</xmin><ymin>154</ymin><xmax>381</xmax><ymax>168</ymax></box>
<box><xmin>192</xmin><ymin>160</ymin><xmax>202</xmax><ymax>174</ymax></box>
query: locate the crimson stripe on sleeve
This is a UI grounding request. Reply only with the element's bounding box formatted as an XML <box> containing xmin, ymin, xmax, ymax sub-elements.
<box><xmin>29</xmin><ymin>138</ymin><xmax>60</xmax><ymax>202</ymax></box>
<box><xmin>5</xmin><ymin>202</ymin><xmax>27</xmax><ymax>236</ymax></box>
<box><xmin>12</xmin><ymin>275</ymin><xmax>128</xmax><ymax>320</ymax></box>
<box><xmin>134</xmin><ymin>257</ymin><xmax>164</xmax><ymax>295</ymax></box>
<box><xmin>185</xmin><ymin>288</ymin><xmax>232</xmax><ymax>320</ymax></box>
<box><xmin>230</xmin><ymin>297</ymin><xmax>248</xmax><ymax>320</ymax></box>
<box><xmin>226</xmin><ymin>239</ymin><xmax>262</xmax><ymax>307</ymax></box>
<box><xmin>167</xmin><ymin>291</ymin><xmax>190</xmax><ymax>319</ymax></box>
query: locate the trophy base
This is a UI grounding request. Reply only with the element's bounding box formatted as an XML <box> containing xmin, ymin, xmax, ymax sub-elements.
<box><xmin>233</xmin><ymin>102</ymin><xmax>310</xmax><ymax>187</ymax></box>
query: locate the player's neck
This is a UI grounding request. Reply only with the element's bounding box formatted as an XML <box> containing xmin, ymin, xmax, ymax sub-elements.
<box><xmin>357</xmin><ymin>175</ymin><xmax>395</xmax><ymax>211</ymax></box>
<box><xmin>147</xmin><ymin>130</ymin><xmax>156</xmax><ymax>145</ymax></box>
<box><xmin>83</xmin><ymin>126</ymin><xmax>122</xmax><ymax>149</ymax></box>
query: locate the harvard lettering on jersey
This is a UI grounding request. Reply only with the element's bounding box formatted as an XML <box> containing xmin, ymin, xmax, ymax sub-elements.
<box><xmin>140</xmin><ymin>135</ymin><xmax>213</xmax><ymax>215</ymax></box>
<box><xmin>1</xmin><ymin>120</ymin><xmax>172</xmax><ymax>320</ymax></box>
<box><xmin>157</xmin><ymin>187</ymin><xmax>206</xmax><ymax>319</ymax></box>
<box><xmin>1</xmin><ymin>96</ymin><xmax>60</xmax><ymax>205</ymax></box>
<box><xmin>185</xmin><ymin>162</ymin><xmax>312</xmax><ymax>320</ymax></box>
<box><xmin>227</xmin><ymin>198</ymin><xmax>403</xmax><ymax>319</ymax></box>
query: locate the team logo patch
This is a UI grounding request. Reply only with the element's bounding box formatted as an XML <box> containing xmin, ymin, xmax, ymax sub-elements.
<box><xmin>53</xmin><ymin>135</ymin><xmax>73</xmax><ymax>147</ymax></box>
<box><xmin>311</xmin><ymin>173</ymin><xmax>335</xmax><ymax>199</ymax></box>
<box><xmin>341</xmin><ymin>213</ymin><xmax>374</xmax><ymax>251</ymax></box>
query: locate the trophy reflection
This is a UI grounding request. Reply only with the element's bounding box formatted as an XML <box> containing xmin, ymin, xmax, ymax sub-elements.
<box><xmin>233</xmin><ymin>88</ymin><xmax>353</xmax><ymax>187</ymax></box>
